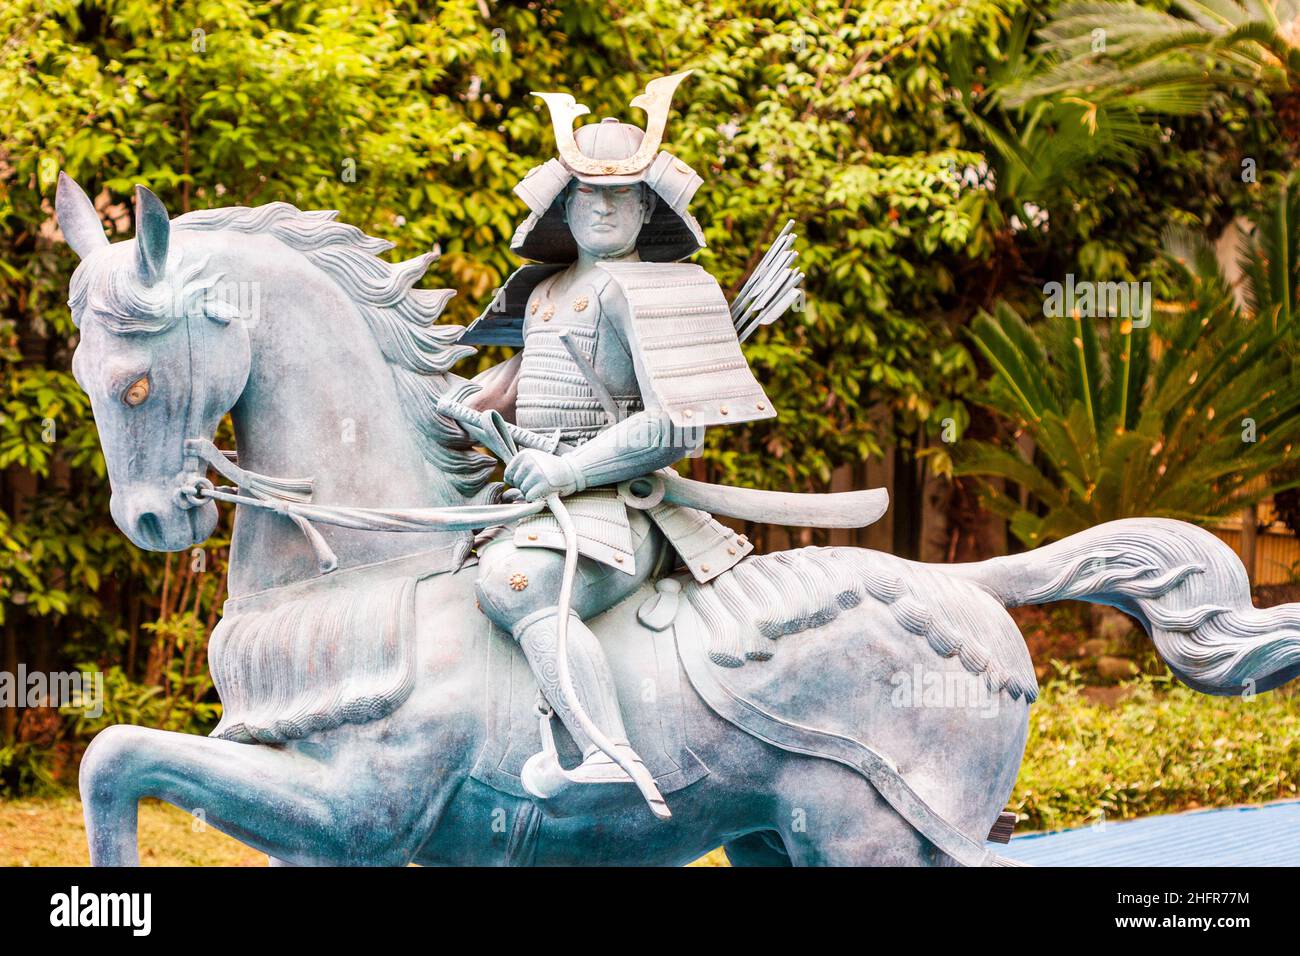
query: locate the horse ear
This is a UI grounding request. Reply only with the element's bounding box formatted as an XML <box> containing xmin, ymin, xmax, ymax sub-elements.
<box><xmin>133</xmin><ymin>185</ymin><xmax>171</xmax><ymax>286</ymax></box>
<box><xmin>55</xmin><ymin>172</ymin><xmax>109</xmax><ymax>259</ymax></box>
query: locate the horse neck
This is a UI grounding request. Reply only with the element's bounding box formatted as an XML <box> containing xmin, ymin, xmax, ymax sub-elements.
<box><xmin>220</xmin><ymin>233</ymin><xmax>470</xmax><ymax>597</ymax></box>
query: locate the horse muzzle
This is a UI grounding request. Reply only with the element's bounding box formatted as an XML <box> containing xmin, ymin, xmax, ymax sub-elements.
<box><xmin>111</xmin><ymin>483</ymin><xmax>217</xmax><ymax>552</ymax></box>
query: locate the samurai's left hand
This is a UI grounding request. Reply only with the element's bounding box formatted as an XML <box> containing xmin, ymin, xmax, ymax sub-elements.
<box><xmin>504</xmin><ymin>449</ymin><xmax>586</xmax><ymax>501</ymax></box>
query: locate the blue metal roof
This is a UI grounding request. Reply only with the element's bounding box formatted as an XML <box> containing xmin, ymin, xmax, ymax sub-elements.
<box><xmin>988</xmin><ymin>800</ymin><xmax>1300</xmax><ymax>866</ymax></box>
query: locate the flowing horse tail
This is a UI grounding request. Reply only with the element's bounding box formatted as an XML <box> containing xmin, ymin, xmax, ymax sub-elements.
<box><xmin>944</xmin><ymin>517</ymin><xmax>1300</xmax><ymax>696</ymax></box>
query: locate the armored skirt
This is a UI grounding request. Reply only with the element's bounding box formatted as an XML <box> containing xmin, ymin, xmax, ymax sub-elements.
<box><xmin>512</xmin><ymin>488</ymin><xmax>750</xmax><ymax>583</ymax></box>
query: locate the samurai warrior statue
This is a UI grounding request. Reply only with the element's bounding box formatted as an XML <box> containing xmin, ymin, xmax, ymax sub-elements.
<box><xmin>440</xmin><ymin>72</ymin><xmax>836</xmax><ymax>819</ymax></box>
<box><xmin>64</xmin><ymin>70</ymin><xmax>1286</xmax><ymax>862</ymax></box>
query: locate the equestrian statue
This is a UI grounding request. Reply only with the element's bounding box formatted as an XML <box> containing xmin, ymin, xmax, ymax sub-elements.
<box><xmin>58</xmin><ymin>73</ymin><xmax>1300</xmax><ymax>866</ymax></box>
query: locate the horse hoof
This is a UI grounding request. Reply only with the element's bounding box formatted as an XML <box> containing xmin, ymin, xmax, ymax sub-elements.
<box><xmin>521</xmin><ymin>751</ymin><xmax>571</xmax><ymax>799</ymax></box>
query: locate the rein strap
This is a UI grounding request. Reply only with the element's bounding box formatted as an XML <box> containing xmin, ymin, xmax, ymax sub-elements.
<box><xmin>180</xmin><ymin>437</ymin><xmax>544</xmax><ymax>575</ymax></box>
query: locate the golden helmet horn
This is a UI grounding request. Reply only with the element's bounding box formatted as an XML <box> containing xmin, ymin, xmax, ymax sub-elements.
<box><xmin>532</xmin><ymin>71</ymin><xmax>693</xmax><ymax>177</ymax></box>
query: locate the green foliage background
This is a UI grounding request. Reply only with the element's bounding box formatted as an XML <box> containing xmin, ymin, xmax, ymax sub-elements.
<box><xmin>0</xmin><ymin>0</ymin><xmax>1293</xmax><ymax>793</ymax></box>
<box><xmin>1016</xmin><ymin>674</ymin><xmax>1300</xmax><ymax>831</ymax></box>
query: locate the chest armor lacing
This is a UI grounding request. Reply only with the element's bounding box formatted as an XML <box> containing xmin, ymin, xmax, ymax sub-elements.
<box><xmin>516</xmin><ymin>275</ymin><xmax>643</xmax><ymax>447</ymax></box>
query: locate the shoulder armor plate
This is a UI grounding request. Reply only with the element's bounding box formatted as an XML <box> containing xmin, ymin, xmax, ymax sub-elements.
<box><xmin>596</xmin><ymin>261</ymin><xmax>775</xmax><ymax>428</ymax></box>
<box><xmin>460</xmin><ymin>264</ymin><xmax>565</xmax><ymax>347</ymax></box>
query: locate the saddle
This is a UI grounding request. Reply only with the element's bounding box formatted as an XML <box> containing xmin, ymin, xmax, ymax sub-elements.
<box><xmin>471</xmin><ymin>562</ymin><xmax>1023</xmax><ymax>867</ymax></box>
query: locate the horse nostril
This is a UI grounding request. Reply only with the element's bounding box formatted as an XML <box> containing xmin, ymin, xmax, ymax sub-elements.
<box><xmin>136</xmin><ymin>512</ymin><xmax>162</xmax><ymax>548</ymax></box>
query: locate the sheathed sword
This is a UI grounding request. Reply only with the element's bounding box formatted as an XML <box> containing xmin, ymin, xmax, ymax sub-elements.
<box><xmin>628</xmin><ymin>470</ymin><xmax>888</xmax><ymax>529</ymax></box>
<box><xmin>437</xmin><ymin>397</ymin><xmax>889</xmax><ymax>529</ymax></box>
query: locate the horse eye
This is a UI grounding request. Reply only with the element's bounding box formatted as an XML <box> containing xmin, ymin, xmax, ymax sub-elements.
<box><xmin>122</xmin><ymin>376</ymin><xmax>150</xmax><ymax>407</ymax></box>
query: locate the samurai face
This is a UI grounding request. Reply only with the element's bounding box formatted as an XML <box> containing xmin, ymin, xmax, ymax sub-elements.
<box><xmin>563</xmin><ymin>182</ymin><xmax>656</xmax><ymax>259</ymax></box>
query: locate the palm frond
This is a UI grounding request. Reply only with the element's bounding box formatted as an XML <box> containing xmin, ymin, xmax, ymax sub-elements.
<box><xmin>959</xmin><ymin>195</ymin><xmax>1300</xmax><ymax>546</ymax></box>
<box><xmin>1014</xmin><ymin>0</ymin><xmax>1297</xmax><ymax>125</ymax></box>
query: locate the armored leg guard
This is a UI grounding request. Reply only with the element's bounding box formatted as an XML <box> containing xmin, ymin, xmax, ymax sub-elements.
<box><xmin>513</xmin><ymin>607</ymin><xmax>670</xmax><ymax>820</ymax></box>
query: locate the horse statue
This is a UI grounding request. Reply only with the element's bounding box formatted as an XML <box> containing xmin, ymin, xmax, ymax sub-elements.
<box><xmin>56</xmin><ymin>166</ymin><xmax>1300</xmax><ymax>865</ymax></box>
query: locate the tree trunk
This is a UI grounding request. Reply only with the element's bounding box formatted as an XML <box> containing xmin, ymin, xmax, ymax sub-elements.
<box><xmin>1241</xmin><ymin>504</ymin><xmax>1258</xmax><ymax>588</ymax></box>
<box><xmin>891</xmin><ymin>443</ymin><xmax>921</xmax><ymax>560</ymax></box>
<box><xmin>2</xmin><ymin>617</ymin><xmax>17</xmax><ymax>744</ymax></box>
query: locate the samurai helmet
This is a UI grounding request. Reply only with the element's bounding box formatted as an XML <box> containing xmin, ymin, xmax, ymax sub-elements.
<box><xmin>510</xmin><ymin>71</ymin><xmax>706</xmax><ymax>264</ymax></box>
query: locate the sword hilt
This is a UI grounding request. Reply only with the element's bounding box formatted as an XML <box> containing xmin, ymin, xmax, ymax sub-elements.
<box><xmin>437</xmin><ymin>396</ymin><xmax>565</xmax><ymax>457</ymax></box>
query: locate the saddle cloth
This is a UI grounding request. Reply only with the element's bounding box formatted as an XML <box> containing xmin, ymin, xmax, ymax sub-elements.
<box><xmin>468</xmin><ymin>557</ymin><xmax>1012</xmax><ymax>865</ymax></box>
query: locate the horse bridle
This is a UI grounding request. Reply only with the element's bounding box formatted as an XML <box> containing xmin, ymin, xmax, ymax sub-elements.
<box><xmin>175</xmin><ymin>436</ymin><xmax>546</xmax><ymax>574</ymax></box>
<box><xmin>171</xmin><ymin>389</ymin><xmax>642</xmax><ymax>796</ymax></box>
<box><xmin>167</xmin><ymin>306</ymin><xmax>546</xmax><ymax>573</ymax></box>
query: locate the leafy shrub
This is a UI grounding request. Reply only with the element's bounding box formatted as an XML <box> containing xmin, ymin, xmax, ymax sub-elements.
<box><xmin>1013</xmin><ymin>670</ymin><xmax>1300</xmax><ymax>831</ymax></box>
<box><xmin>0</xmin><ymin>665</ymin><xmax>219</xmax><ymax>797</ymax></box>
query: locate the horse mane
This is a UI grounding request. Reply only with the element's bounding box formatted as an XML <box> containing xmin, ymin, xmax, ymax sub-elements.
<box><xmin>71</xmin><ymin>201</ymin><xmax>496</xmax><ymax>498</ymax></box>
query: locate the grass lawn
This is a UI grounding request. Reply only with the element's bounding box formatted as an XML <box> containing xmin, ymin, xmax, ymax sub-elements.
<box><xmin>0</xmin><ymin>797</ymin><xmax>729</xmax><ymax>866</ymax></box>
<box><xmin>2</xmin><ymin>676</ymin><xmax>1295</xmax><ymax>865</ymax></box>
<box><xmin>0</xmin><ymin>797</ymin><xmax>266</xmax><ymax>866</ymax></box>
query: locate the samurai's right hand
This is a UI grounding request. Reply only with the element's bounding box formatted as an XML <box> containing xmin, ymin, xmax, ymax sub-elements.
<box><xmin>505</xmin><ymin>449</ymin><xmax>585</xmax><ymax>501</ymax></box>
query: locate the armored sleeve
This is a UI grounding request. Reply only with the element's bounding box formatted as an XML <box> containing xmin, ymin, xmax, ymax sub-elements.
<box><xmin>561</xmin><ymin>411</ymin><xmax>702</xmax><ymax>492</ymax></box>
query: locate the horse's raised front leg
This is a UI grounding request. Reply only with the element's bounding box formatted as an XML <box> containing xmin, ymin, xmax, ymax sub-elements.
<box><xmin>79</xmin><ymin>724</ymin><xmax>421</xmax><ymax>866</ymax></box>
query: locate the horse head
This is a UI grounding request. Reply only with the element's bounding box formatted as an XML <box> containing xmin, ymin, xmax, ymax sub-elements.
<box><xmin>58</xmin><ymin>173</ymin><xmax>251</xmax><ymax>552</ymax></box>
<box><xmin>59</xmin><ymin>174</ymin><xmax>502</xmax><ymax>591</ymax></box>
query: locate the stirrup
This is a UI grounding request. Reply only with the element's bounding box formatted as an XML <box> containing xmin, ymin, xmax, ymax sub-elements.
<box><xmin>521</xmin><ymin>699</ymin><xmax>671</xmax><ymax>820</ymax></box>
